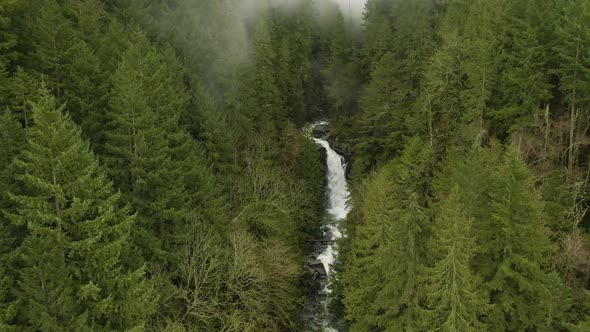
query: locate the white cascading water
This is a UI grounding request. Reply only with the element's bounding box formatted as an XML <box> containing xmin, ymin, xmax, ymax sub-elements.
<box><xmin>314</xmin><ymin>138</ymin><xmax>350</xmax><ymax>273</ymax></box>
<box><xmin>313</xmin><ymin>136</ymin><xmax>350</xmax><ymax>331</ymax></box>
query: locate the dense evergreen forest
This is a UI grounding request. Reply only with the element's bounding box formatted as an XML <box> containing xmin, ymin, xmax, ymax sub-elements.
<box><xmin>0</xmin><ymin>0</ymin><xmax>590</xmax><ymax>331</ymax></box>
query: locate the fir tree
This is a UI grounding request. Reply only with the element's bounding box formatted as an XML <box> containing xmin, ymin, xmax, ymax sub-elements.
<box><xmin>104</xmin><ymin>30</ymin><xmax>194</xmax><ymax>262</ymax></box>
<box><xmin>62</xmin><ymin>0</ymin><xmax>104</xmax><ymax>45</ymax></box>
<box><xmin>7</xmin><ymin>89</ymin><xmax>154</xmax><ymax>330</ymax></box>
<box><xmin>25</xmin><ymin>0</ymin><xmax>80</xmax><ymax>98</ymax></box>
<box><xmin>62</xmin><ymin>40</ymin><xmax>107</xmax><ymax>140</ymax></box>
<box><xmin>0</xmin><ymin>0</ymin><xmax>18</xmax><ymax>66</ymax></box>
<box><xmin>359</xmin><ymin>0</ymin><xmax>394</xmax><ymax>77</ymax></box>
<box><xmin>0</xmin><ymin>110</ymin><xmax>23</xmax><ymax>331</ymax></box>
<box><xmin>354</xmin><ymin>52</ymin><xmax>406</xmax><ymax>174</ymax></box>
<box><xmin>553</xmin><ymin>0</ymin><xmax>590</xmax><ymax>171</ymax></box>
<box><xmin>421</xmin><ymin>32</ymin><xmax>465</xmax><ymax>148</ymax></box>
<box><xmin>494</xmin><ymin>4</ymin><xmax>552</xmax><ymax>134</ymax></box>
<box><xmin>8</xmin><ymin>67</ymin><xmax>39</xmax><ymax>129</ymax></box>
<box><xmin>0</xmin><ymin>111</ymin><xmax>23</xmax><ymax>176</ymax></box>
<box><xmin>343</xmin><ymin>167</ymin><xmax>396</xmax><ymax>331</ymax></box>
<box><xmin>375</xmin><ymin>193</ymin><xmax>428</xmax><ymax>331</ymax></box>
<box><xmin>104</xmin><ymin>30</ymin><xmax>226</xmax><ymax>322</ymax></box>
<box><xmin>251</xmin><ymin>17</ymin><xmax>284</xmax><ymax>137</ymax></box>
<box><xmin>460</xmin><ymin>0</ymin><xmax>508</xmax><ymax>129</ymax></box>
<box><xmin>483</xmin><ymin>149</ymin><xmax>555</xmax><ymax>330</ymax></box>
<box><xmin>425</xmin><ymin>185</ymin><xmax>487</xmax><ymax>331</ymax></box>
<box><xmin>324</xmin><ymin>9</ymin><xmax>360</xmax><ymax>116</ymax></box>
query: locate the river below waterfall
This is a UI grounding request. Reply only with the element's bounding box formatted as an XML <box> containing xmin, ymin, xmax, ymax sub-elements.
<box><xmin>301</xmin><ymin>124</ymin><xmax>350</xmax><ymax>331</ymax></box>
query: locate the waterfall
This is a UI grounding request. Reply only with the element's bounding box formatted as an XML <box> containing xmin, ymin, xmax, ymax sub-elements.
<box><xmin>314</xmin><ymin>138</ymin><xmax>350</xmax><ymax>276</ymax></box>
<box><xmin>301</xmin><ymin>123</ymin><xmax>350</xmax><ymax>331</ymax></box>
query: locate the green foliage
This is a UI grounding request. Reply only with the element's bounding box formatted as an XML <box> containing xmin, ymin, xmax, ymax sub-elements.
<box><xmin>420</xmin><ymin>32</ymin><xmax>465</xmax><ymax>148</ymax></box>
<box><xmin>0</xmin><ymin>0</ymin><xmax>19</xmax><ymax>66</ymax></box>
<box><xmin>6</xmin><ymin>89</ymin><xmax>155</xmax><ymax>330</ymax></box>
<box><xmin>104</xmin><ymin>30</ymin><xmax>192</xmax><ymax>259</ymax></box>
<box><xmin>297</xmin><ymin>136</ymin><xmax>325</xmax><ymax>236</ymax></box>
<box><xmin>7</xmin><ymin>67</ymin><xmax>39</xmax><ymax>128</ymax></box>
<box><xmin>0</xmin><ymin>111</ymin><xmax>23</xmax><ymax>176</ymax></box>
<box><xmin>424</xmin><ymin>186</ymin><xmax>487</xmax><ymax>331</ymax></box>
<box><xmin>359</xmin><ymin>0</ymin><xmax>394</xmax><ymax>76</ymax></box>
<box><xmin>483</xmin><ymin>150</ymin><xmax>555</xmax><ymax>330</ymax></box>
<box><xmin>354</xmin><ymin>52</ymin><xmax>406</xmax><ymax>174</ymax></box>
<box><xmin>250</xmin><ymin>17</ymin><xmax>285</xmax><ymax>137</ymax></box>
<box><xmin>494</xmin><ymin>4</ymin><xmax>552</xmax><ymax>133</ymax></box>
<box><xmin>342</xmin><ymin>138</ymin><xmax>433</xmax><ymax>331</ymax></box>
<box><xmin>63</xmin><ymin>41</ymin><xmax>107</xmax><ymax>138</ymax></box>
<box><xmin>188</xmin><ymin>82</ymin><xmax>237</xmax><ymax>173</ymax></box>
<box><xmin>25</xmin><ymin>0</ymin><xmax>80</xmax><ymax>98</ymax></box>
<box><xmin>62</xmin><ymin>0</ymin><xmax>105</xmax><ymax>44</ymax></box>
<box><xmin>342</xmin><ymin>168</ymin><xmax>396</xmax><ymax>331</ymax></box>
<box><xmin>552</xmin><ymin>0</ymin><xmax>590</xmax><ymax>170</ymax></box>
<box><xmin>323</xmin><ymin>9</ymin><xmax>361</xmax><ymax>116</ymax></box>
<box><xmin>2</xmin><ymin>0</ymin><xmax>590</xmax><ymax>330</ymax></box>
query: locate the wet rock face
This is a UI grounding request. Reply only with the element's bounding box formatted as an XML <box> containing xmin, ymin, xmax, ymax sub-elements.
<box><xmin>307</xmin><ymin>259</ymin><xmax>327</xmax><ymax>277</ymax></box>
<box><xmin>301</xmin><ymin>240</ymin><xmax>332</xmax><ymax>331</ymax></box>
<box><xmin>311</xmin><ymin>121</ymin><xmax>330</xmax><ymax>139</ymax></box>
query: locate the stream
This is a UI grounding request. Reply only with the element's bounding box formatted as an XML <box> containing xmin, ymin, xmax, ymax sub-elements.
<box><xmin>302</xmin><ymin>123</ymin><xmax>351</xmax><ymax>331</ymax></box>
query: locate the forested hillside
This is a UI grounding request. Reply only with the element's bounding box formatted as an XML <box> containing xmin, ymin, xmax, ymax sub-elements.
<box><xmin>331</xmin><ymin>0</ymin><xmax>590</xmax><ymax>331</ymax></box>
<box><xmin>0</xmin><ymin>0</ymin><xmax>329</xmax><ymax>330</ymax></box>
<box><xmin>1</xmin><ymin>0</ymin><xmax>590</xmax><ymax>331</ymax></box>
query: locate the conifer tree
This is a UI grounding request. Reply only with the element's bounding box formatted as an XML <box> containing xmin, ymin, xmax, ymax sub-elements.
<box><xmin>8</xmin><ymin>67</ymin><xmax>39</xmax><ymax>128</ymax></box>
<box><xmin>188</xmin><ymin>82</ymin><xmax>236</xmax><ymax>173</ymax></box>
<box><xmin>425</xmin><ymin>185</ymin><xmax>487</xmax><ymax>331</ymax></box>
<box><xmin>0</xmin><ymin>0</ymin><xmax>18</xmax><ymax>66</ymax></box>
<box><xmin>7</xmin><ymin>89</ymin><xmax>154</xmax><ymax>331</ymax></box>
<box><xmin>104</xmin><ymin>30</ymin><xmax>193</xmax><ymax>260</ymax></box>
<box><xmin>0</xmin><ymin>111</ymin><xmax>23</xmax><ymax>176</ymax></box>
<box><xmin>324</xmin><ymin>9</ymin><xmax>360</xmax><ymax>115</ymax></box>
<box><xmin>298</xmin><ymin>135</ymin><xmax>324</xmax><ymax>218</ymax></box>
<box><xmin>344</xmin><ymin>139</ymin><xmax>433</xmax><ymax>331</ymax></box>
<box><xmin>104</xmin><ymin>30</ymin><xmax>226</xmax><ymax>321</ymax></box>
<box><xmin>96</xmin><ymin>18</ymin><xmax>129</xmax><ymax>74</ymax></box>
<box><xmin>375</xmin><ymin>193</ymin><xmax>428</xmax><ymax>331</ymax></box>
<box><xmin>343</xmin><ymin>168</ymin><xmax>396</xmax><ymax>331</ymax></box>
<box><xmin>251</xmin><ymin>17</ymin><xmax>284</xmax><ymax>137</ymax></box>
<box><xmin>495</xmin><ymin>5</ymin><xmax>552</xmax><ymax>134</ymax></box>
<box><xmin>359</xmin><ymin>0</ymin><xmax>394</xmax><ymax>77</ymax></box>
<box><xmin>390</xmin><ymin>0</ymin><xmax>435</xmax><ymax>96</ymax></box>
<box><xmin>25</xmin><ymin>0</ymin><xmax>80</xmax><ymax>98</ymax></box>
<box><xmin>62</xmin><ymin>0</ymin><xmax>104</xmax><ymax>45</ymax></box>
<box><xmin>460</xmin><ymin>0</ymin><xmax>507</xmax><ymax>129</ymax></box>
<box><xmin>421</xmin><ymin>32</ymin><xmax>465</xmax><ymax>147</ymax></box>
<box><xmin>354</xmin><ymin>52</ymin><xmax>405</xmax><ymax>174</ymax></box>
<box><xmin>553</xmin><ymin>0</ymin><xmax>590</xmax><ymax>171</ymax></box>
<box><xmin>289</xmin><ymin>0</ymin><xmax>314</xmax><ymax>125</ymax></box>
<box><xmin>0</xmin><ymin>110</ymin><xmax>23</xmax><ymax>331</ymax></box>
<box><xmin>63</xmin><ymin>40</ymin><xmax>107</xmax><ymax>139</ymax></box>
<box><xmin>439</xmin><ymin>145</ymin><xmax>500</xmax><ymax>222</ymax></box>
<box><xmin>482</xmin><ymin>149</ymin><xmax>555</xmax><ymax>330</ymax></box>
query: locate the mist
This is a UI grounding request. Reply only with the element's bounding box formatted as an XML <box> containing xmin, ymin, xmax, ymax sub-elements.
<box><xmin>235</xmin><ymin>0</ymin><xmax>367</xmax><ymax>22</ymax></box>
<box><xmin>226</xmin><ymin>0</ymin><xmax>367</xmax><ymax>63</ymax></box>
<box><xmin>334</xmin><ymin>0</ymin><xmax>367</xmax><ymax>21</ymax></box>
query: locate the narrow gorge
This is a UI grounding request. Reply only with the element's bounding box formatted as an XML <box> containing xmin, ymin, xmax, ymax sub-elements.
<box><xmin>302</xmin><ymin>123</ymin><xmax>350</xmax><ymax>332</ymax></box>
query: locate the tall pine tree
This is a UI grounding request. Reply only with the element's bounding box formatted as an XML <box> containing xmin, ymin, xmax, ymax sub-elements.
<box><xmin>424</xmin><ymin>185</ymin><xmax>487</xmax><ymax>331</ymax></box>
<box><xmin>7</xmin><ymin>89</ymin><xmax>154</xmax><ymax>331</ymax></box>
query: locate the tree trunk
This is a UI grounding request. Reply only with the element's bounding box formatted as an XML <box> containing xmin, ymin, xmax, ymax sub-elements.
<box><xmin>568</xmin><ymin>42</ymin><xmax>580</xmax><ymax>174</ymax></box>
<box><xmin>428</xmin><ymin>95</ymin><xmax>433</xmax><ymax>147</ymax></box>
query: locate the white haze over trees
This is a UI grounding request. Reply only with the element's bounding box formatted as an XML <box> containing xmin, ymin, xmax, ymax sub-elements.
<box><xmin>334</xmin><ymin>0</ymin><xmax>367</xmax><ymax>20</ymax></box>
<box><xmin>161</xmin><ymin>0</ymin><xmax>366</xmax><ymax>93</ymax></box>
<box><xmin>237</xmin><ymin>0</ymin><xmax>367</xmax><ymax>22</ymax></box>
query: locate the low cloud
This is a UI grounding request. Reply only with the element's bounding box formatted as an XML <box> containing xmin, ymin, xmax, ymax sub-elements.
<box><xmin>334</xmin><ymin>0</ymin><xmax>366</xmax><ymax>21</ymax></box>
